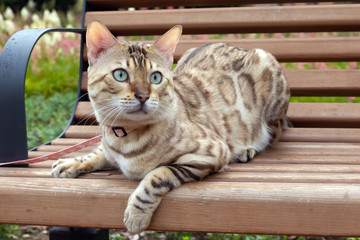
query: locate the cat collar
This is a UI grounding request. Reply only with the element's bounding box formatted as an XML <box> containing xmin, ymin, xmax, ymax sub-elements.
<box><xmin>110</xmin><ymin>126</ymin><xmax>137</xmax><ymax>137</ymax></box>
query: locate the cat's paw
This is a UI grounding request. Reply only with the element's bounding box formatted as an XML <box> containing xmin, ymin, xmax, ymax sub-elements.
<box><xmin>123</xmin><ymin>204</ymin><xmax>152</xmax><ymax>234</ymax></box>
<box><xmin>236</xmin><ymin>148</ymin><xmax>256</xmax><ymax>163</ymax></box>
<box><xmin>51</xmin><ymin>158</ymin><xmax>81</xmax><ymax>178</ymax></box>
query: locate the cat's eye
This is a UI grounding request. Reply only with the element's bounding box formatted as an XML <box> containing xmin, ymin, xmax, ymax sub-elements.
<box><xmin>113</xmin><ymin>69</ymin><xmax>128</xmax><ymax>82</ymax></box>
<box><xmin>150</xmin><ymin>72</ymin><xmax>162</xmax><ymax>84</ymax></box>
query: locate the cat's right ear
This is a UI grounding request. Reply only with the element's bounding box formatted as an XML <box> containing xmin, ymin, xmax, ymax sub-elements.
<box><xmin>86</xmin><ymin>20</ymin><xmax>117</xmax><ymax>65</ymax></box>
<box><xmin>152</xmin><ymin>25</ymin><xmax>182</xmax><ymax>68</ymax></box>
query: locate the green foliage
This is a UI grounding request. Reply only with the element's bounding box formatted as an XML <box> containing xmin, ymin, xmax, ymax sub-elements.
<box><xmin>291</xmin><ymin>96</ymin><xmax>360</xmax><ymax>103</ymax></box>
<box><xmin>0</xmin><ymin>225</ymin><xmax>21</xmax><ymax>240</ymax></box>
<box><xmin>25</xmin><ymin>50</ymin><xmax>79</xmax><ymax>98</ymax></box>
<box><xmin>167</xmin><ymin>232</ymin><xmax>196</xmax><ymax>240</ymax></box>
<box><xmin>26</xmin><ymin>91</ymin><xmax>76</xmax><ymax>149</ymax></box>
<box><xmin>109</xmin><ymin>233</ymin><xmax>127</xmax><ymax>240</ymax></box>
<box><xmin>0</xmin><ymin>0</ymin><xmax>27</xmax><ymax>11</ymax></box>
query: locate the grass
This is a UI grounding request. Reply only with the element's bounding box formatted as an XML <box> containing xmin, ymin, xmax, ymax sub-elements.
<box><xmin>25</xmin><ymin>91</ymin><xmax>77</xmax><ymax>149</ymax></box>
<box><xmin>0</xmin><ymin>225</ymin><xmax>21</xmax><ymax>240</ymax></box>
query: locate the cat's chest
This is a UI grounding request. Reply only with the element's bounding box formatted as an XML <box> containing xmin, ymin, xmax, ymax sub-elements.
<box><xmin>114</xmin><ymin>154</ymin><xmax>152</xmax><ymax>180</ymax></box>
<box><xmin>103</xmin><ymin>137</ymin><xmax>160</xmax><ymax>180</ymax></box>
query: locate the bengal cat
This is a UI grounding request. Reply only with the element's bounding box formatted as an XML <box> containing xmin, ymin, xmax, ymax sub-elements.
<box><xmin>52</xmin><ymin>20</ymin><xmax>291</xmax><ymax>234</ymax></box>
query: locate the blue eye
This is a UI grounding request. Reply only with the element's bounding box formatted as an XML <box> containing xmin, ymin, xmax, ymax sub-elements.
<box><xmin>150</xmin><ymin>72</ymin><xmax>162</xmax><ymax>84</ymax></box>
<box><xmin>113</xmin><ymin>69</ymin><xmax>128</xmax><ymax>82</ymax></box>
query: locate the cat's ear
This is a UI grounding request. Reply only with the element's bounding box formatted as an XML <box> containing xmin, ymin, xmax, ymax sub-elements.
<box><xmin>153</xmin><ymin>25</ymin><xmax>182</xmax><ymax>68</ymax></box>
<box><xmin>86</xmin><ymin>20</ymin><xmax>117</xmax><ymax>65</ymax></box>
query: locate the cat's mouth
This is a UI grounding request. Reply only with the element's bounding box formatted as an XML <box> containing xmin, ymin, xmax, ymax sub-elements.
<box><xmin>128</xmin><ymin>109</ymin><xmax>148</xmax><ymax>115</ymax></box>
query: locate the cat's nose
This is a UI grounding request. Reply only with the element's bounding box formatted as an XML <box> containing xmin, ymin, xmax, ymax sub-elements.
<box><xmin>135</xmin><ymin>91</ymin><xmax>150</xmax><ymax>103</ymax></box>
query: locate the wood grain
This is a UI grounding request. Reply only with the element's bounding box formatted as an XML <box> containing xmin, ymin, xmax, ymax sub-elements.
<box><xmin>73</xmin><ymin>101</ymin><xmax>360</xmax><ymax>128</ymax></box>
<box><xmin>86</xmin><ymin>0</ymin><xmax>352</xmax><ymax>9</ymax></box>
<box><xmin>85</xmin><ymin>5</ymin><xmax>360</xmax><ymax>35</ymax></box>
<box><xmin>1</xmin><ymin>177</ymin><xmax>360</xmax><ymax>235</ymax></box>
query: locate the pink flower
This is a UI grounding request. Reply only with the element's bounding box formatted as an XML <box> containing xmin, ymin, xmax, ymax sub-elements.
<box><xmin>295</xmin><ymin>62</ymin><xmax>305</xmax><ymax>70</ymax></box>
<box><xmin>349</xmin><ymin>62</ymin><xmax>358</xmax><ymax>69</ymax></box>
<box><xmin>274</xmin><ymin>33</ymin><xmax>284</xmax><ymax>38</ymax></box>
<box><xmin>197</xmin><ymin>35</ymin><xmax>209</xmax><ymax>40</ymax></box>
<box><xmin>347</xmin><ymin>97</ymin><xmax>356</xmax><ymax>102</ymax></box>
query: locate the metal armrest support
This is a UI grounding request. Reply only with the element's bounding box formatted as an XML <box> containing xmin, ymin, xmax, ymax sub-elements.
<box><xmin>0</xmin><ymin>28</ymin><xmax>85</xmax><ymax>164</ymax></box>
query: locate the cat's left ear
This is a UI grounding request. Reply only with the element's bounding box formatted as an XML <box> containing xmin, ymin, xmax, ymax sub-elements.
<box><xmin>86</xmin><ymin>20</ymin><xmax>117</xmax><ymax>66</ymax></box>
<box><xmin>152</xmin><ymin>25</ymin><xmax>182</xmax><ymax>68</ymax></box>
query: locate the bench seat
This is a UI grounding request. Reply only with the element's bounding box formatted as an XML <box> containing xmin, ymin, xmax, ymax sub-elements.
<box><xmin>0</xmin><ymin>0</ymin><xmax>360</xmax><ymax>237</ymax></box>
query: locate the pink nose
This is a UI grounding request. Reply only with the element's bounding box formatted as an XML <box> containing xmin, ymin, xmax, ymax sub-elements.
<box><xmin>135</xmin><ymin>92</ymin><xmax>150</xmax><ymax>103</ymax></box>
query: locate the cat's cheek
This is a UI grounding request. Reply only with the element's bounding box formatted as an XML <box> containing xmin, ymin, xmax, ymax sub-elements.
<box><xmin>143</xmin><ymin>101</ymin><xmax>159</xmax><ymax>114</ymax></box>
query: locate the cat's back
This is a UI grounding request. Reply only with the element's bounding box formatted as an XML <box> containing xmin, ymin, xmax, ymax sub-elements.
<box><xmin>173</xmin><ymin>42</ymin><xmax>289</xmax><ymax>116</ymax></box>
<box><xmin>172</xmin><ymin>42</ymin><xmax>290</xmax><ymax>159</ymax></box>
<box><xmin>172</xmin><ymin>43</ymin><xmax>249</xmax><ymax>113</ymax></box>
<box><xmin>174</xmin><ymin>43</ymin><xmax>248</xmax><ymax>75</ymax></box>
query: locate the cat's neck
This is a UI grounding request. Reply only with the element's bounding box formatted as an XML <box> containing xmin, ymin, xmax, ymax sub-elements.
<box><xmin>103</xmin><ymin>98</ymin><xmax>179</xmax><ymax>140</ymax></box>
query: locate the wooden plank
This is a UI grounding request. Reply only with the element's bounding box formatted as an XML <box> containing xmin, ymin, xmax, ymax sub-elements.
<box><xmin>39</xmin><ymin>141</ymin><xmax>360</xmax><ymax>156</ymax></box>
<box><xmin>5</xmin><ymin>163</ymin><xmax>360</xmax><ymax>183</ymax></box>
<box><xmin>64</xmin><ymin>125</ymin><xmax>360</xmax><ymax>143</ymax></box>
<box><xmin>228</xmin><ymin>163</ymin><xmax>360</xmax><ymax>173</ymax></box>
<box><xmin>288</xmin><ymin>103</ymin><xmax>360</xmax><ymax>128</ymax></box>
<box><xmin>1</xmin><ymin>177</ymin><xmax>360</xmax><ymax>235</ymax></box>
<box><xmin>281</xmin><ymin>127</ymin><xmax>360</xmax><ymax>142</ymax></box>
<box><xmin>36</xmin><ymin>144</ymin><xmax>98</xmax><ymax>153</ymax></box>
<box><xmin>285</xmin><ymin>70</ymin><xmax>360</xmax><ymax>96</ymax></box>
<box><xmin>50</xmin><ymin>138</ymin><xmax>90</xmax><ymax>145</ymax></box>
<box><xmin>86</xmin><ymin>0</ymin><xmax>352</xmax><ymax>9</ymax></box>
<box><xmin>25</xmin><ymin>151</ymin><xmax>360</xmax><ymax>169</ymax></box>
<box><xmin>64</xmin><ymin>125</ymin><xmax>100</xmax><ymax>138</ymax></box>
<box><xmin>0</xmin><ymin>167</ymin><xmax>124</xmax><ymax>179</ymax></box>
<box><xmin>85</xmin><ymin>5</ymin><xmax>360</xmax><ymax>35</ymax></box>
<box><xmin>28</xmin><ymin>151</ymin><xmax>84</xmax><ymax>159</ymax></box>
<box><xmin>74</xmin><ymin>101</ymin><xmax>360</xmax><ymax>128</ymax></box>
<box><xmin>207</xmin><ymin>171</ymin><xmax>360</xmax><ymax>183</ymax></box>
<box><xmin>173</xmin><ymin>38</ymin><xmax>360</xmax><ymax>62</ymax></box>
<box><xmin>83</xmin><ymin>37</ymin><xmax>360</xmax><ymax>63</ymax></box>
<box><xmin>81</xmin><ymin>69</ymin><xmax>360</xmax><ymax>96</ymax></box>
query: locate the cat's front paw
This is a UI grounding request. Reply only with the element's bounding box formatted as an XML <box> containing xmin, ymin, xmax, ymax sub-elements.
<box><xmin>51</xmin><ymin>158</ymin><xmax>81</xmax><ymax>178</ymax></box>
<box><xmin>124</xmin><ymin>204</ymin><xmax>152</xmax><ymax>234</ymax></box>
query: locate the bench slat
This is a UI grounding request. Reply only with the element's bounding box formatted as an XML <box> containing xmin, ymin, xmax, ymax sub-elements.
<box><xmin>83</xmin><ymin>37</ymin><xmax>360</xmax><ymax>63</ymax></box>
<box><xmin>36</xmin><ymin>142</ymin><xmax>360</xmax><ymax>157</ymax></box>
<box><xmin>26</xmin><ymin>152</ymin><xmax>360</xmax><ymax>167</ymax></box>
<box><xmin>5</xmin><ymin>165</ymin><xmax>360</xmax><ymax>183</ymax></box>
<box><xmin>64</xmin><ymin>125</ymin><xmax>360</xmax><ymax>143</ymax></box>
<box><xmin>73</xmin><ymin>102</ymin><xmax>360</xmax><ymax>128</ymax></box>
<box><xmin>81</xmin><ymin>69</ymin><xmax>360</xmax><ymax>96</ymax></box>
<box><xmin>1</xmin><ymin>177</ymin><xmax>360</xmax><ymax>235</ymax></box>
<box><xmin>173</xmin><ymin>38</ymin><xmax>360</xmax><ymax>62</ymax></box>
<box><xmin>86</xmin><ymin>0</ymin><xmax>352</xmax><ymax>9</ymax></box>
<box><xmin>85</xmin><ymin>5</ymin><xmax>360</xmax><ymax>35</ymax></box>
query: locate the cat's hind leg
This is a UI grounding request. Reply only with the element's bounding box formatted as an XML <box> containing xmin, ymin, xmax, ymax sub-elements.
<box><xmin>236</xmin><ymin>148</ymin><xmax>257</xmax><ymax>163</ymax></box>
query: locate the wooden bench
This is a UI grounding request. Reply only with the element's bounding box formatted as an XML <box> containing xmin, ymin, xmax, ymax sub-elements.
<box><xmin>1</xmin><ymin>0</ymin><xmax>360</xmax><ymax>237</ymax></box>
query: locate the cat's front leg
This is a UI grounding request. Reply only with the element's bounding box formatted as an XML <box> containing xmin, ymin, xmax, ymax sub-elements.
<box><xmin>52</xmin><ymin>146</ymin><xmax>106</xmax><ymax>178</ymax></box>
<box><xmin>124</xmin><ymin>159</ymin><xmax>223</xmax><ymax>234</ymax></box>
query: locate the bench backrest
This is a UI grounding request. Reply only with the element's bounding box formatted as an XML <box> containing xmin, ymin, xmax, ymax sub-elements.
<box><xmin>67</xmin><ymin>0</ymin><xmax>360</xmax><ymax>141</ymax></box>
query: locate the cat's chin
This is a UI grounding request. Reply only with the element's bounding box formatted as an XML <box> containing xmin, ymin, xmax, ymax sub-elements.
<box><xmin>127</xmin><ymin>109</ymin><xmax>148</xmax><ymax>116</ymax></box>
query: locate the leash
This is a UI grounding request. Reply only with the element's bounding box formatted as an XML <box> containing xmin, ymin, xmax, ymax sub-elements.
<box><xmin>0</xmin><ymin>126</ymin><xmax>138</xmax><ymax>166</ymax></box>
<box><xmin>0</xmin><ymin>135</ymin><xmax>102</xmax><ymax>166</ymax></box>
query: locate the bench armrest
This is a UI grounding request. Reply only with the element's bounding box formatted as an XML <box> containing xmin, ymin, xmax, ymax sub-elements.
<box><xmin>0</xmin><ymin>28</ymin><xmax>85</xmax><ymax>164</ymax></box>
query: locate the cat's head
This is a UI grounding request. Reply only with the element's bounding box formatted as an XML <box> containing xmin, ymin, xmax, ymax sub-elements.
<box><xmin>86</xmin><ymin>20</ymin><xmax>182</xmax><ymax>127</ymax></box>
